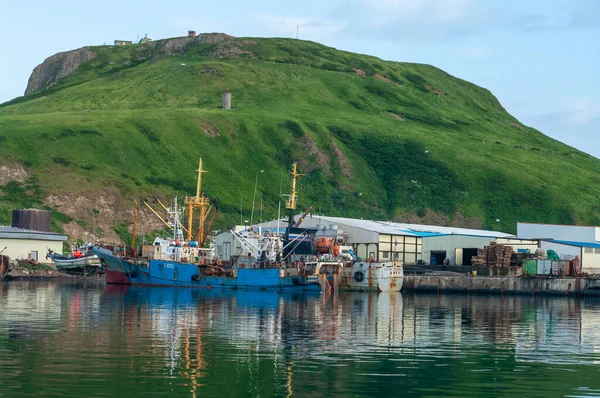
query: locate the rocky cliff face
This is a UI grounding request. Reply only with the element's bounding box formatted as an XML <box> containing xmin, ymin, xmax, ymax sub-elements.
<box><xmin>25</xmin><ymin>47</ymin><xmax>95</xmax><ymax>95</ymax></box>
<box><xmin>24</xmin><ymin>34</ymin><xmax>234</xmax><ymax>95</ymax></box>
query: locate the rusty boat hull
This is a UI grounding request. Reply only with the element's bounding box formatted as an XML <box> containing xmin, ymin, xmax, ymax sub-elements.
<box><xmin>338</xmin><ymin>261</ymin><xmax>403</xmax><ymax>292</ymax></box>
<box><xmin>0</xmin><ymin>255</ymin><xmax>9</xmax><ymax>278</ymax></box>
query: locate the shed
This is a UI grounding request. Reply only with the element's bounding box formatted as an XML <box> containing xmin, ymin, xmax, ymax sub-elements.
<box><xmin>540</xmin><ymin>240</ymin><xmax>600</xmax><ymax>274</ymax></box>
<box><xmin>222</xmin><ymin>89</ymin><xmax>231</xmax><ymax>110</ymax></box>
<box><xmin>0</xmin><ymin>226</ymin><xmax>67</xmax><ymax>264</ymax></box>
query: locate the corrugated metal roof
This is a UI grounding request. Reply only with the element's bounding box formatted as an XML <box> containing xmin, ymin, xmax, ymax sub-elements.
<box><xmin>303</xmin><ymin>215</ymin><xmax>514</xmax><ymax>238</ymax></box>
<box><xmin>0</xmin><ymin>226</ymin><xmax>67</xmax><ymax>241</ymax></box>
<box><xmin>548</xmin><ymin>239</ymin><xmax>600</xmax><ymax>249</ymax></box>
<box><xmin>399</xmin><ymin>230</ymin><xmax>447</xmax><ymax>237</ymax></box>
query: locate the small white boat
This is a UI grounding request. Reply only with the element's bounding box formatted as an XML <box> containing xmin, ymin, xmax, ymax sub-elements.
<box><xmin>312</xmin><ymin>229</ymin><xmax>404</xmax><ymax>292</ymax></box>
<box><xmin>47</xmin><ymin>247</ymin><xmax>102</xmax><ymax>275</ymax></box>
<box><xmin>339</xmin><ymin>261</ymin><xmax>403</xmax><ymax>292</ymax></box>
<box><xmin>314</xmin><ymin>256</ymin><xmax>404</xmax><ymax>292</ymax></box>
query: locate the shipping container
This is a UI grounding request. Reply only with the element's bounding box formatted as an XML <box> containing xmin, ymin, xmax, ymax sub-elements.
<box><xmin>537</xmin><ymin>259</ymin><xmax>552</xmax><ymax>275</ymax></box>
<box><xmin>522</xmin><ymin>259</ymin><xmax>537</xmax><ymax>276</ymax></box>
<box><xmin>551</xmin><ymin>260</ymin><xmax>567</xmax><ymax>276</ymax></box>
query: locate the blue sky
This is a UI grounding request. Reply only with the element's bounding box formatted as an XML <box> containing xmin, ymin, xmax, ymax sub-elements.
<box><xmin>1</xmin><ymin>0</ymin><xmax>599</xmax><ymax>157</ymax></box>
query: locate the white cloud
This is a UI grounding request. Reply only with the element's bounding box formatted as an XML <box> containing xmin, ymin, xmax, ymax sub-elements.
<box><xmin>516</xmin><ymin>97</ymin><xmax>600</xmax><ymax>158</ymax></box>
<box><xmin>333</xmin><ymin>0</ymin><xmax>485</xmax><ymax>40</ymax></box>
<box><xmin>328</xmin><ymin>0</ymin><xmax>600</xmax><ymax>42</ymax></box>
<box><xmin>566</xmin><ymin>97</ymin><xmax>600</xmax><ymax>125</ymax></box>
<box><xmin>354</xmin><ymin>0</ymin><xmax>473</xmax><ymax>22</ymax></box>
<box><xmin>254</xmin><ymin>14</ymin><xmax>346</xmax><ymax>39</ymax></box>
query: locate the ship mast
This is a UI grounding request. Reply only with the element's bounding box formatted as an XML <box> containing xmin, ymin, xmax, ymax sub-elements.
<box><xmin>283</xmin><ymin>162</ymin><xmax>305</xmax><ymax>257</ymax></box>
<box><xmin>285</xmin><ymin>162</ymin><xmax>303</xmax><ymax>212</ymax></box>
<box><xmin>184</xmin><ymin>158</ymin><xmax>210</xmax><ymax>243</ymax></box>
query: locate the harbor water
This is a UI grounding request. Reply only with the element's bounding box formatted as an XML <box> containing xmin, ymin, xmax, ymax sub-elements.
<box><xmin>2</xmin><ymin>280</ymin><xmax>600</xmax><ymax>397</ymax></box>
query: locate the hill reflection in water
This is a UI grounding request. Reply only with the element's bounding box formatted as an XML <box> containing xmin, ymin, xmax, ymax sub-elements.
<box><xmin>1</xmin><ymin>280</ymin><xmax>600</xmax><ymax>397</ymax></box>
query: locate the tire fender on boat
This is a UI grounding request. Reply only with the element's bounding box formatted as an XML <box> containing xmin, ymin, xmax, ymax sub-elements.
<box><xmin>354</xmin><ymin>271</ymin><xmax>364</xmax><ymax>282</ymax></box>
<box><xmin>191</xmin><ymin>274</ymin><xmax>201</xmax><ymax>281</ymax></box>
<box><xmin>129</xmin><ymin>270</ymin><xmax>137</xmax><ymax>279</ymax></box>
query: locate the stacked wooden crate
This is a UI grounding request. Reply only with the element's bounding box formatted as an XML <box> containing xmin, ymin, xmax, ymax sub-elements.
<box><xmin>472</xmin><ymin>242</ymin><xmax>513</xmax><ymax>267</ymax></box>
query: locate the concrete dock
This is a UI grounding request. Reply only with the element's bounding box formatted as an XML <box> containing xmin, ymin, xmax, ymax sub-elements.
<box><xmin>404</xmin><ymin>275</ymin><xmax>600</xmax><ymax>296</ymax></box>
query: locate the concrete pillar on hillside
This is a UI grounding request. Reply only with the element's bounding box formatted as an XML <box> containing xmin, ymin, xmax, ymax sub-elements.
<box><xmin>222</xmin><ymin>89</ymin><xmax>231</xmax><ymax>110</ymax></box>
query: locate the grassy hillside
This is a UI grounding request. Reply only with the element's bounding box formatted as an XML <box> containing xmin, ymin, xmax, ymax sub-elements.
<box><xmin>1</xmin><ymin>35</ymin><xmax>599</xmax><ymax>241</ymax></box>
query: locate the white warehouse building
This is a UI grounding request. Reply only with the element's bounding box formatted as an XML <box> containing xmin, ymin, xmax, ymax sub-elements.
<box><xmin>254</xmin><ymin>215</ymin><xmax>536</xmax><ymax>266</ymax></box>
<box><xmin>0</xmin><ymin>226</ymin><xmax>67</xmax><ymax>264</ymax></box>
<box><xmin>518</xmin><ymin>222</ymin><xmax>600</xmax><ymax>242</ymax></box>
<box><xmin>518</xmin><ymin>222</ymin><xmax>600</xmax><ymax>274</ymax></box>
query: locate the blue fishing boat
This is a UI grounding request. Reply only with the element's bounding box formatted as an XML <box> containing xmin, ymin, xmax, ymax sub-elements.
<box><xmin>94</xmin><ymin>246</ymin><xmax>319</xmax><ymax>290</ymax></box>
<box><xmin>94</xmin><ymin>159</ymin><xmax>320</xmax><ymax>291</ymax></box>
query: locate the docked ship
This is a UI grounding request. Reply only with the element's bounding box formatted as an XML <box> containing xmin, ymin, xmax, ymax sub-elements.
<box><xmin>312</xmin><ymin>230</ymin><xmax>404</xmax><ymax>292</ymax></box>
<box><xmin>93</xmin><ymin>160</ymin><xmax>320</xmax><ymax>291</ymax></box>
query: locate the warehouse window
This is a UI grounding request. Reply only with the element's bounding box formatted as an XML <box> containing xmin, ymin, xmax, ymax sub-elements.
<box><xmin>382</xmin><ymin>251</ymin><xmax>390</xmax><ymax>259</ymax></box>
<box><xmin>585</xmin><ymin>248</ymin><xmax>593</xmax><ymax>254</ymax></box>
<box><xmin>595</xmin><ymin>248</ymin><xmax>600</xmax><ymax>254</ymax></box>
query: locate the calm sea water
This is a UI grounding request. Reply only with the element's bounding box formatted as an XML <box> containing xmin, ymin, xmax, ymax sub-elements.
<box><xmin>2</xmin><ymin>280</ymin><xmax>600</xmax><ymax>397</ymax></box>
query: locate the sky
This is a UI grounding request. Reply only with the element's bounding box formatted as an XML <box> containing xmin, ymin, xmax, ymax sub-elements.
<box><xmin>1</xmin><ymin>0</ymin><xmax>599</xmax><ymax>157</ymax></box>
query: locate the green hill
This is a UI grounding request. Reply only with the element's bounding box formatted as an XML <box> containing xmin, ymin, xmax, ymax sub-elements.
<box><xmin>1</xmin><ymin>33</ymin><xmax>599</xmax><ymax>243</ymax></box>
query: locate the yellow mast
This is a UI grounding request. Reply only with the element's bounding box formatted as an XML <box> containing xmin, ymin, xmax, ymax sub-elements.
<box><xmin>283</xmin><ymin>162</ymin><xmax>305</xmax><ymax>250</ymax></box>
<box><xmin>184</xmin><ymin>158</ymin><xmax>210</xmax><ymax>242</ymax></box>
<box><xmin>285</xmin><ymin>162</ymin><xmax>305</xmax><ymax>211</ymax></box>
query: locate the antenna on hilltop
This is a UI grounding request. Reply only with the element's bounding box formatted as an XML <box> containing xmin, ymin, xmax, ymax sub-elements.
<box><xmin>296</xmin><ymin>25</ymin><xmax>299</xmax><ymax>39</ymax></box>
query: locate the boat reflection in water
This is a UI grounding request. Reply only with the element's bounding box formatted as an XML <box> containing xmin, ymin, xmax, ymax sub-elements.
<box><xmin>3</xmin><ymin>281</ymin><xmax>600</xmax><ymax>397</ymax></box>
<box><xmin>102</xmin><ymin>287</ymin><xmax>600</xmax><ymax>365</ymax></box>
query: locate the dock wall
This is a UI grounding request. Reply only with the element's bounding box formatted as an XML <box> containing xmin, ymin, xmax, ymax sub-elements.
<box><xmin>404</xmin><ymin>275</ymin><xmax>600</xmax><ymax>296</ymax></box>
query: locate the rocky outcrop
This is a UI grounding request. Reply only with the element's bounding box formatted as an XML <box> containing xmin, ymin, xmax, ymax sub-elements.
<box><xmin>0</xmin><ymin>161</ymin><xmax>30</xmax><ymax>185</ymax></box>
<box><xmin>45</xmin><ymin>190</ymin><xmax>163</xmax><ymax>244</ymax></box>
<box><xmin>201</xmin><ymin>39</ymin><xmax>256</xmax><ymax>58</ymax></box>
<box><xmin>24</xmin><ymin>33</ymin><xmax>236</xmax><ymax>95</ymax></box>
<box><xmin>25</xmin><ymin>47</ymin><xmax>95</xmax><ymax>95</ymax></box>
<box><xmin>135</xmin><ymin>33</ymin><xmax>233</xmax><ymax>59</ymax></box>
<box><xmin>135</xmin><ymin>33</ymin><xmax>247</xmax><ymax>59</ymax></box>
<box><xmin>195</xmin><ymin>33</ymin><xmax>233</xmax><ymax>43</ymax></box>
